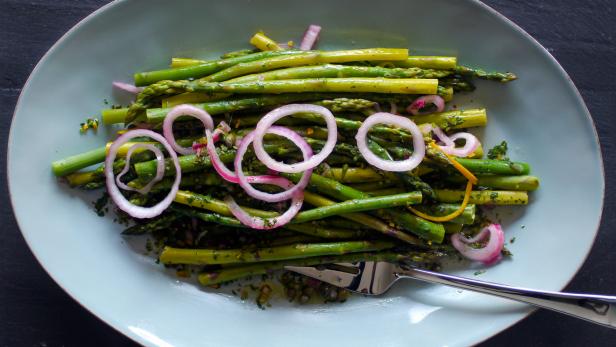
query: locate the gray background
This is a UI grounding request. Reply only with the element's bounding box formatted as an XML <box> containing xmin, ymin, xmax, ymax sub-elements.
<box><xmin>1</xmin><ymin>0</ymin><xmax>615</xmax><ymax>345</ymax></box>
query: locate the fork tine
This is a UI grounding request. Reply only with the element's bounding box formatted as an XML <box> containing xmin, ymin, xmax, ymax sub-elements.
<box><xmin>284</xmin><ymin>265</ymin><xmax>358</xmax><ymax>287</ymax></box>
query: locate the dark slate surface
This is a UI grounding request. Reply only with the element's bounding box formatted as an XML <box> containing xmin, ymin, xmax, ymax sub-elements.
<box><xmin>1</xmin><ymin>1</ymin><xmax>615</xmax><ymax>346</ymax></box>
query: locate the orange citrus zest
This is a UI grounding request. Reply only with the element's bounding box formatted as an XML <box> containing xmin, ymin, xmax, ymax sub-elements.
<box><xmin>408</xmin><ymin>143</ymin><xmax>477</xmax><ymax>222</ymax></box>
<box><xmin>408</xmin><ymin>180</ymin><xmax>473</xmax><ymax>222</ymax></box>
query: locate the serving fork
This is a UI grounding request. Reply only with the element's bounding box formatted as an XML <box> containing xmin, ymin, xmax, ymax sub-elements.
<box><xmin>286</xmin><ymin>261</ymin><xmax>616</xmax><ymax>329</ymax></box>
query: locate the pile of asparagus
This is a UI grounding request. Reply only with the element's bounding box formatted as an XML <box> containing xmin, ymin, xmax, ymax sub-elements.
<box><xmin>51</xmin><ymin>40</ymin><xmax>537</xmax><ymax>291</ymax></box>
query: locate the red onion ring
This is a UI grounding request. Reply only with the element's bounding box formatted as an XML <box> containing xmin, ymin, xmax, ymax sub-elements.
<box><xmin>163</xmin><ymin>104</ymin><xmax>214</xmax><ymax>155</ymax></box>
<box><xmin>432</xmin><ymin>126</ymin><xmax>455</xmax><ymax>147</ymax></box>
<box><xmin>253</xmin><ymin>104</ymin><xmax>337</xmax><ymax>173</ymax></box>
<box><xmin>432</xmin><ymin>126</ymin><xmax>480</xmax><ymax>157</ymax></box>
<box><xmin>407</xmin><ymin>95</ymin><xmax>445</xmax><ymax>116</ymax></box>
<box><xmin>105</xmin><ymin>129</ymin><xmax>181</xmax><ymax>219</ymax></box>
<box><xmin>236</xmin><ymin>127</ymin><xmax>313</xmax><ymax>203</ymax></box>
<box><xmin>113</xmin><ymin>81</ymin><xmax>144</xmax><ymax>94</ymax></box>
<box><xmin>451</xmin><ymin>224</ymin><xmax>505</xmax><ymax>265</ymax></box>
<box><xmin>115</xmin><ymin>143</ymin><xmax>164</xmax><ymax>195</ymax></box>
<box><xmin>225</xmin><ymin>176</ymin><xmax>304</xmax><ymax>230</ymax></box>
<box><xmin>299</xmin><ymin>24</ymin><xmax>321</xmax><ymax>50</ymax></box>
<box><xmin>206</xmin><ymin>128</ymin><xmax>238</xmax><ymax>183</ymax></box>
<box><xmin>355</xmin><ymin>112</ymin><xmax>425</xmax><ymax>172</ymax></box>
<box><xmin>442</xmin><ymin>132</ymin><xmax>480</xmax><ymax>157</ymax></box>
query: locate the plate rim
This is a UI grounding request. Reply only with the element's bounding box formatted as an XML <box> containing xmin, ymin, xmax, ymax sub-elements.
<box><xmin>6</xmin><ymin>0</ymin><xmax>605</xmax><ymax>346</ymax></box>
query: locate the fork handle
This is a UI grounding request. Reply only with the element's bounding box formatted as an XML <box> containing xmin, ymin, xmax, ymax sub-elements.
<box><xmin>397</xmin><ymin>268</ymin><xmax>616</xmax><ymax>329</ymax></box>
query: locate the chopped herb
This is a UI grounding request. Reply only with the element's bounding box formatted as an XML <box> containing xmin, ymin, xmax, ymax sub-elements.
<box><xmin>474</xmin><ymin>269</ymin><xmax>486</xmax><ymax>276</ymax></box>
<box><xmin>93</xmin><ymin>192</ymin><xmax>109</xmax><ymax>217</ymax></box>
<box><xmin>79</xmin><ymin>117</ymin><xmax>99</xmax><ymax>134</ymax></box>
<box><xmin>509</xmin><ymin>237</ymin><xmax>516</xmax><ymax>244</ymax></box>
<box><xmin>487</xmin><ymin>141</ymin><xmax>508</xmax><ymax>160</ymax></box>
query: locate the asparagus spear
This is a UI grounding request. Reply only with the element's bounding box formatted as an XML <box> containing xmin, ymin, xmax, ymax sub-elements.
<box><xmin>349</xmin><ymin>180</ymin><xmax>399</xmax><ymax>191</ymax></box>
<box><xmin>170</xmin><ymin>58</ymin><xmax>210</xmax><ymax>68</ymax></box>
<box><xmin>410</xmin><ymin>108</ymin><xmax>487</xmax><ymax>130</ymax></box>
<box><xmin>162</xmin><ymin>92</ymin><xmax>229</xmax><ymax>108</ymax></box>
<box><xmin>287</xmin><ymin>107</ymin><xmax>487</xmax><ymax>139</ymax></box>
<box><xmin>220</xmin><ymin>49</ymin><xmax>257</xmax><ymax>59</ymax></box>
<box><xmin>454</xmin><ymin>158</ymin><xmax>530</xmax><ymax>175</ymax></box>
<box><xmin>101</xmin><ymin>108</ymin><xmax>130</xmax><ymax>125</ymax></box>
<box><xmin>132</xmin><ymin>78</ymin><xmax>438</xmax><ymax>118</ymax></box>
<box><xmin>301</xmin><ymin>191</ymin><xmax>422</xmax><ymax>245</ymax></box>
<box><xmin>174</xmin><ymin>189</ymin><xmax>423</xmax><ymax>225</ymax></box>
<box><xmin>320</xmin><ymin>167</ymin><xmax>392</xmax><ymax>183</ymax></box>
<box><xmin>159</xmin><ymin>240</ymin><xmax>394</xmax><ymax>265</ymax></box>
<box><xmin>51</xmin><ymin>147</ymin><xmax>106</xmax><ymax>177</ymax></box>
<box><xmin>453</xmin><ymin>65</ymin><xmax>517</xmax><ymax>82</ymax></box>
<box><xmin>228</xmin><ymin>64</ymin><xmax>452</xmax><ymax>83</ymax></box>
<box><xmin>446</xmin><ymin>175</ymin><xmax>540</xmax><ymax>191</ymax></box>
<box><xmin>65</xmin><ymin>170</ymin><xmax>102</xmax><ymax>187</ymax></box>
<box><xmin>198</xmin><ymin>251</ymin><xmax>437</xmax><ymax>285</ymax></box>
<box><xmin>434</xmin><ymin>189</ymin><xmax>529</xmax><ymax>205</ymax></box>
<box><xmin>172</xmin><ymin>208</ymin><xmax>245</xmax><ymax>228</ymax></box>
<box><xmin>392</xmin><ymin>56</ymin><xmax>458</xmax><ymax>69</ymax></box>
<box><xmin>169</xmin><ymin>51</ymin><xmax>257</xmax><ymax>69</ymax></box>
<box><xmin>297</xmin><ymin>191</ymin><xmax>422</xmax><ymax>223</ymax></box>
<box><xmin>284</xmin><ymin>224</ymin><xmax>364</xmax><ymax>239</ymax></box>
<box><xmin>314</xmin><ymin>98</ymin><xmax>377</xmax><ymax>113</ymax></box>
<box><xmin>412</xmin><ymin>203</ymin><xmax>476</xmax><ymax>224</ymax></box>
<box><xmin>284</xmin><ymin>173</ymin><xmax>445</xmax><ymax>243</ymax></box>
<box><xmin>366</xmin><ymin>139</ymin><xmax>435</xmax><ymax>199</ymax></box>
<box><xmin>249</xmin><ymin>32</ymin><xmax>282</xmax><ymax>51</ymax></box>
<box><xmin>142</xmin><ymin>93</ymin><xmax>346</xmax><ymax>125</ymax></box>
<box><xmin>133</xmin><ymin>50</ymin><xmax>306</xmax><ymax>86</ymax></box>
<box><xmin>174</xmin><ymin>189</ymin><xmax>420</xmax><ymax>244</ymax></box>
<box><xmin>134</xmin><ymin>149</ymin><xmax>236</xmax><ymax>178</ymax></box>
<box><xmin>122</xmin><ymin>214</ymin><xmax>180</xmax><ymax>235</ymax></box>
<box><xmin>267</xmin><ymin>235</ymin><xmax>323</xmax><ymax>247</ymax></box>
<box><xmin>204</xmin><ymin>48</ymin><xmax>409</xmax><ymax>82</ymax></box>
<box><xmin>128</xmin><ymin>172</ymin><xmax>223</xmax><ymax>192</ymax></box>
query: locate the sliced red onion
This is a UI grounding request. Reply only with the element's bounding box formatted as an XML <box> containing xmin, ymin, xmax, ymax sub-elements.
<box><xmin>432</xmin><ymin>126</ymin><xmax>480</xmax><ymax>157</ymax></box>
<box><xmin>115</xmin><ymin>143</ymin><xmax>164</xmax><ymax>195</ymax></box>
<box><xmin>105</xmin><ymin>129</ymin><xmax>181</xmax><ymax>219</ymax></box>
<box><xmin>113</xmin><ymin>81</ymin><xmax>144</xmax><ymax>94</ymax></box>
<box><xmin>209</xmin><ymin>121</ymin><xmax>231</xmax><ymax>143</ymax></box>
<box><xmin>451</xmin><ymin>224</ymin><xmax>505</xmax><ymax>265</ymax></box>
<box><xmin>432</xmin><ymin>126</ymin><xmax>455</xmax><ymax>147</ymax></box>
<box><xmin>407</xmin><ymin>95</ymin><xmax>445</xmax><ymax>116</ymax></box>
<box><xmin>206</xmin><ymin>128</ymin><xmax>238</xmax><ymax>183</ymax></box>
<box><xmin>442</xmin><ymin>132</ymin><xmax>480</xmax><ymax>157</ymax></box>
<box><xmin>163</xmin><ymin>104</ymin><xmax>214</xmax><ymax>155</ymax></box>
<box><xmin>253</xmin><ymin>104</ymin><xmax>336</xmax><ymax>173</ymax></box>
<box><xmin>225</xmin><ymin>176</ymin><xmax>304</xmax><ymax>230</ymax></box>
<box><xmin>355</xmin><ymin>112</ymin><xmax>425</xmax><ymax>172</ymax></box>
<box><xmin>299</xmin><ymin>24</ymin><xmax>321</xmax><ymax>50</ymax></box>
<box><xmin>236</xmin><ymin>126</ymin><xmax>313</xmax><ymax>203</ymax></box>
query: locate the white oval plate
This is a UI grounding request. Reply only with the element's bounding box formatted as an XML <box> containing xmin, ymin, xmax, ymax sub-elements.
<box><xmin>8</xmin><ymin>0</ymin><xmax>603</xmax><ymax>346</ymax></box>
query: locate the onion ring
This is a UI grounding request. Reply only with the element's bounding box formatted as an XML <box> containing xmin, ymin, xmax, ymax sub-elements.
<box><xmin>225</xmin><ymin>176</ymin><xmax>304</xmax><ymax>229</ymax></box>
<box><xmin>105</xmin><ymin>129</ymin><xmax>181</xmax><ymax>219</ymax></box>
<box><xmin>253</xmin><ymin>104</ymin><xmax>336</xmax><ymax>173</ymax></box>
<box><xmin>115</xmin><ymin>143</ymin><xmax>164</xmax><ymax>195</ymax></box>
<box><xmin>451</xmin><ymin>224</ymin><xmax>504</xmax><ymax>265</ymax></box>
<box><xmin>355</xmin><ymin>112</ymin><xmax>425</xmax><ymax>172</ymax></box>
<box><xmin>407</xmin><ymin>95</ymin><xmax>445</xmax><ymax>115</ymax></box>
<box><xmin>163</xmin><ymin>104</ymin><xmax>214</xmax><ymax>155</ymax></box>
<box><xmin>235</xmin><ymin>126</ymin><xmax>313</xmax><ymax>202</ymax></box>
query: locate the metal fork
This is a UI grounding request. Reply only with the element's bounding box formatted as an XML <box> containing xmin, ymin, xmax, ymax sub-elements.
<box><xmin>286</xmin><ymin>261</ymin><xmax>616</xmax><ymax>329</ymax></box>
